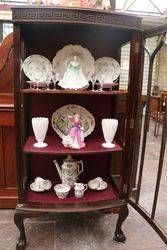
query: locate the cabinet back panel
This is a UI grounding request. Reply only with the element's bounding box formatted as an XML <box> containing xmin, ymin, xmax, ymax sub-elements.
<box><xmin>29</xmin><ymin>154</ymin><xmax>111</xmax><ymax>181</ymax></box>
<box><xmin>27</xmin><ymin>94</ymin><xmax>114</xmax><ymax>138</ymax></box>
<box><xmin>21</xmin><ymin>24</ymin><xmax>132</xmax><ymax>61</ymax></box>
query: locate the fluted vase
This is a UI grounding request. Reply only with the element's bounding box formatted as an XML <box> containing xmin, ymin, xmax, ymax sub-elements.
<box><xmin>32</xmin><ymin>117</ymin><xmax>49</xmax><ymax>148</ymax></box>
<box><xmin>101</xmin><ymin>118</ymin><xmax>118</xmax><ymax>148</ymax></box>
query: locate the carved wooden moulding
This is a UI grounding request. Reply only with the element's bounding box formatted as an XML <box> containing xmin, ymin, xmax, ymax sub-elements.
<box><xmin>12</xmin><ymin>7</ymin><xmax>141</xmax><ymax>29</ymax></box>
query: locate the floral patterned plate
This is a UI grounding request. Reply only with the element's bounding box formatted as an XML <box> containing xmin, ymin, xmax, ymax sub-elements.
<box><xmin>51</xmin><ymin>104</ymin><xmax>95</xmax><ymax>138</ymax></box>
<box><xmin>95</xmin><ymin>57</ymin><xmax>121</xmax><ymax>83</ymax></box>
<box><xmin>22</xmin><ymin>54</ymin><xmax>52</xmax><ymax>82</ymax></box>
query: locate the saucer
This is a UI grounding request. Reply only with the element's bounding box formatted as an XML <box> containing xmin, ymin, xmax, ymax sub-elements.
<box><xmin>88</xmin><ymin>177</ymin><xmax>108</xmax><ymax>191</ymax></box>
<box><xmin>30</xmin><ymin>179</ymin><xmax>52</xmax><ymax>192</ymax></box>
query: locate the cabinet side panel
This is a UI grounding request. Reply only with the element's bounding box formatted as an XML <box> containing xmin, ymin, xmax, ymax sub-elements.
<box><xmin>13</xmin><ymin>24</ymin><xmax>24</xmax><ymax>203</ymax></box>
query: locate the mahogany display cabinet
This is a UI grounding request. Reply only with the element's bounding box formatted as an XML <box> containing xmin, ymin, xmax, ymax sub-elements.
<box><xmin>12</xmin><ymin>6</ymin><xmax>144</xmax><ymax>250</ymax></box>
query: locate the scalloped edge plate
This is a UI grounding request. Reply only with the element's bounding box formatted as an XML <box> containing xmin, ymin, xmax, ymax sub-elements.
<box><xmin>52</xmin><ymin>44</ymin><xmax>95</xmax><ymax>81</ymax></box>
<box><xmin>95</xmin><ymin>57</ymin><xmax>121</xmax><ymax>83</ymax></box>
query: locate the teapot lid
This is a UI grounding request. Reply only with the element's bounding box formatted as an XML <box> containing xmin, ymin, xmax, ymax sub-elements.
<box><xmin>64</xmin><ymin>155</ymin><xmax>75</xmax><ymax>163</ymax></box>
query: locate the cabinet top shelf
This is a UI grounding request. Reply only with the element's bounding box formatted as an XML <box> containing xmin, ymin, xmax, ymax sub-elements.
<box><xmin>21</xmin><ymin>89</ymin><xmax>128</xmax><ymax>96</ymax></box>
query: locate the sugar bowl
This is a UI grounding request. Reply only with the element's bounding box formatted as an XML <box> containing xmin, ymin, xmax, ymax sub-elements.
<box><xmin>54</xmin><ymin>184</ymin><xmax>71</xmax><ymax>199</ymax></box>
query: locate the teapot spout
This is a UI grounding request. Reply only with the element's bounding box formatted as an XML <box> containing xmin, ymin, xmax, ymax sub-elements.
<box><xmin>53</xmin><ymin>160</ymin><xmax>62</xmax><ymax>180</ymax></box>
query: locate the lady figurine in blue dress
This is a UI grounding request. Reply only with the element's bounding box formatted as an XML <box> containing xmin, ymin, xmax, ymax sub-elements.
<box><xmin>58</xmin><ymin>56</ymin><xmax>89</xmax><ymax>90</ymax></box>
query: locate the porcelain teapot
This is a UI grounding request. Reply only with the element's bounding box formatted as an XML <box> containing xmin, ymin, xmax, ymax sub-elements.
<box><xmin>53</xmin><ymin>155</ymin><xmax>84</xmax><ymax>187</ymax></box>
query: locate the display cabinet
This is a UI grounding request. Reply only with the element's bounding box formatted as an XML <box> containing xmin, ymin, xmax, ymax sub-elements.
<box><xmin>12</xmin><ymin>6</ymin><xmax>143</xmax><ymax>250</ymax></box>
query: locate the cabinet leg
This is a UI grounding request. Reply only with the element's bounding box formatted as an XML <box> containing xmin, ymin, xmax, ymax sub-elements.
<box><xmin>114</xmin><ymin>205</ymin><xmax>129</xmax><ymax>243</ymax></box>
<box><xmin>14</xmin><ymin>210</ymin><xmax>26</xmax><ymax>250</ymax></box>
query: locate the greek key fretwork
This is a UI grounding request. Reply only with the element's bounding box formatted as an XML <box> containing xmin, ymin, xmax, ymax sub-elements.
<box><xmin>12</xmin><ymin>8</ymin><xmax>141</xmax><ymax>29</ymax></box>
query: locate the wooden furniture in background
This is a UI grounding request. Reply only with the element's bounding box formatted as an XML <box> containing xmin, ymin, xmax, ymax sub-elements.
<box><xmin>150</xmin><ymin>92</ymin><xmax>167</xmax><ymax>136</ymax></box>
<box><xmin>152</xmin><ymin>85</ymin><xmax>159</xmax><ymax>96</ymax></box>
<box><xmin>0</xmin><ymin>33</ymin><xmax>17</xmax><ymax>208</ymax></box>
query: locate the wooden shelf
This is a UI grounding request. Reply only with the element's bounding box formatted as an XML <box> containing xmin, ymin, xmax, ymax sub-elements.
<box><xmin>25</xmin><ymin>178</ymin><xmax>118</xmax><ymax>205</ymax></box>
<box><xmin>23</xmin><ymin>136</ymin><xmax>122</xmax><ymax>155</ymax></box>
<box><xmin>21</xmin><ymin>89</ymin><xmax>128</xmax><ymax>96</ymax></box>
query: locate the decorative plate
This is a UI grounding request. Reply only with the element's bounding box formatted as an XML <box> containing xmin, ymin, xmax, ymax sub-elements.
<box><xmin>51</xmin><ymin>104</ymin><xmax>95</xmax><ymax>138</ymax></box>
<box><xmin>22</xmin><ymin>55</ymin><xmax>52</xmax><ymax>82</ymax></box>
<box><xmin>88</xmin><ymin>177</ymin><xmax>108</xmax><ymax>191</ymax></box>
<box><xmin>95</xmin><ymin>57</ymin><xmax>121</xmax><ymax>83</ymax></box>
<box><xmin>52</xmin><ymin>45</ymin><xmax>95</xmax><ymax>81</ymax></box>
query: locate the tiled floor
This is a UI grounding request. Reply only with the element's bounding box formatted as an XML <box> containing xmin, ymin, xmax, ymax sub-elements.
<box><xmin>0</xmin><ymin>207</ymin><xmax>166</xmax><ymax>250</ymax></box>
<box><xmin>137</xmin><ymin>120</ymin><xmax>167</xmax><ymax>231</ymax></box>
<box><xmin>0</xmin><ymin>121</ymin><xmax>166</xmax><ymax>250</ymax></box>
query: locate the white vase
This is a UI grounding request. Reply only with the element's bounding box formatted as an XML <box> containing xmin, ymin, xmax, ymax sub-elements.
<box><xmin>32</xmin><ymin>117</ymin><xmax>49</xmax><ymax>148</ymax></box>
<box><xmin>101</xmin><ymin>118</ymin><xmax>118</xmax><ymax>148</ymax></box>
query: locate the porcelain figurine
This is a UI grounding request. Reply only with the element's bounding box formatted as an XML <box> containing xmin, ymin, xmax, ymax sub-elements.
<box><xmin>53</xmin><ymin>155</ymin><xmax>84</xmax><ymax>187</ymax></box>
<box><xmin>74</xmin><ymin>183</ymin><xmax>88</xmax><ymax>198</ymax></box>
<box><xmin>101</xmin><ymin>118</ymin><xmax>118</xmax><ymax>148</ymax></box>
<box><xmin>32</xmin><ymin>117</ymin><xmax>49</xmax><ymax>148</ymax></box>
<box><xmin>62</xmin><ymin>113</ymin><xmax>85</xmax><ymax>149</ymax></box>
<box><xmin>58</xmin><ymin>56</ymin><xmax>89</xmax><ymax>89</ymax></box>
<box><xmin>54</xmin><ymin>184</ymin><xmax>71</xmax><ymax>199</ymax></box>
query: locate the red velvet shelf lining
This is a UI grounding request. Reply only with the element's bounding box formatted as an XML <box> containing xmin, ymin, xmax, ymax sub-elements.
<box><xmin>25</xmin><ymin>179</ymin><xmax>118</xmax><ymax>204</ymax></box>
<box><xmin>23</xmin><ymin>136</ymin><xmax>122</xmax><ymax>155</ymax></box>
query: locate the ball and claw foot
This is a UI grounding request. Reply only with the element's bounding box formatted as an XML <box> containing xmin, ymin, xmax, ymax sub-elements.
<box><xmin>14</xmin><ymin>210</ymin><xmax>27</xmax><ymax>250</ymax></box>
<box><xmin>16</xmin><ymin>238</ymin><xmax>26</xmax><ymax>250</ymax></box>
<box><xmin>114</xmin><ymin>205</ymin><xmax>129</xmax><ymax>243</ymax></box>
<box><xmin>114</xmin><ymin>230</ymin><xmax>126</xmax><ymax>243</ymax></box>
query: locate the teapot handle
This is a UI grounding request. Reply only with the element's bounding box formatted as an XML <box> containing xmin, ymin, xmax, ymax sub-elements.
<box><xmin>76</xmin><ymin>161</ymin><xmax>84</xmax><ymax>177</ymax></box>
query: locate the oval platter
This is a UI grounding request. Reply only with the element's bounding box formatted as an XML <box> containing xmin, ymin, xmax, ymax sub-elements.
<box><xmin>51</xmin><ymin>104</ymin><xmax>95</xmax><ymax>138</ymax></box>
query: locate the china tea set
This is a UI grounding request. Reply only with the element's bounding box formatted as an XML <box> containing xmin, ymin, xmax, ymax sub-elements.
<box><xmin>30</xmin><ymin>155</ymin><xmax>107</xmax><ymax>199</ymax></box>
<box><xmin>53</xmin><ymin>155</ymin><xmax>87</xmax><ymax>198</ymax></box>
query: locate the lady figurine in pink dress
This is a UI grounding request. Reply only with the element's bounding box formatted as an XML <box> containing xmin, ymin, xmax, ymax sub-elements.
<box><xmin>62</xmin><ymin>113</ymin><xmax>85</xmax><ymax>149</ymax></box>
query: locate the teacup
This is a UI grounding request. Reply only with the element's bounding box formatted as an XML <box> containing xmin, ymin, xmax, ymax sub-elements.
<box><xmin>74</xmin><ymin>183</ymin><xmax>87</xmax><ymax>198</ymax></box>
<box><xmin>35</xmin><ymin>177</ymin><xmax>44</xmax><ymax>184</ymax></box>
<box><xmin>54</xmin><ymin>184</ymin><xmax>71</xmax><ymax>199</ymax></box>
<box><xmin>34</xmin><ymin>177</ymin><xmax>45</xmax><ymax>190</ymax></box>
